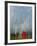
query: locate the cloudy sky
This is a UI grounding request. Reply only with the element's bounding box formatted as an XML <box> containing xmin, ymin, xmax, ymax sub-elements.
<box><xmin>10</xmin><ymin>6</ymin><xmax>32</xmax><ymax>34</ymax></box>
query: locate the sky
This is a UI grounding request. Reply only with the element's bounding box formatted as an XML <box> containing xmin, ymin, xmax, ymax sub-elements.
<box><xmin>10</xmin><ymin>6</ymin><xmax>32</xmax><ymax>34</ymax></box>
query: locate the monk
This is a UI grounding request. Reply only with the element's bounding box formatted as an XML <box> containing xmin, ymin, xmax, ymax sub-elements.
<box><xmin>22</xmin><ymin>31</ymin><xmax>26</xmax><ymax>39</ymax></box>
<box><xmin>16</xmin><ymin>32</ymin><xmax>20</xmax><ymax>39</ymax></box>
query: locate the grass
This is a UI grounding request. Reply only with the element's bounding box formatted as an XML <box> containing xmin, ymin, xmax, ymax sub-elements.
<box><xmin>10</xmin><ymin>32</ymin><xmax>32</xmax><ymax>40</ymax></box>
<box><xmin>10</xmin><ymin>34</ymin><xmax>16</xmax><ymax>40</ymax></box>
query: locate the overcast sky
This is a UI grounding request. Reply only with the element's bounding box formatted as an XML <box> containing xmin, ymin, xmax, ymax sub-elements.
<box><xmin>10</xmin><ymin>6</ymin><xmax>32</xmax><ymax>34</ymax></box>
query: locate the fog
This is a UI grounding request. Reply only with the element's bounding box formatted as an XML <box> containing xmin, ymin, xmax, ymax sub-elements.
<box><xmin>10</xmin><ymin>6</ymin><xmax>32</xmax><ymax>34</ymax></box>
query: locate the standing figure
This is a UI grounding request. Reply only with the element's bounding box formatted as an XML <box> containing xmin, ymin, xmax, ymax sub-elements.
<box><xmin>22</xmin><ymin>16</ymin><xmax>26</xmax><ymax>39</ymax></box>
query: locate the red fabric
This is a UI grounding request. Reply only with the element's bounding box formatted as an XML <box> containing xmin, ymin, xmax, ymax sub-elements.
<box><xmin>22</xmin><ymin>32</ymin><xmax>26</xmax><ymax>39</ymax></box>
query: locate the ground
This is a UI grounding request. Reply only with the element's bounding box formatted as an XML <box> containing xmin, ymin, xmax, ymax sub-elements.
<box><xmin>10</xmin><ymin>32</ymin><xmax>32</xmax><ymax>40</ymax></box>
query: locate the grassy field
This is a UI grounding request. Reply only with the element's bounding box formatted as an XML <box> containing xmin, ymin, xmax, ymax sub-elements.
<box><xmin>10</xmin><ymin>32</ymin><xmax>32</xmax><ymax>40</ymax></box>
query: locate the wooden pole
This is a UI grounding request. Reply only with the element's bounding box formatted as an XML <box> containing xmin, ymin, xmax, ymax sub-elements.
<box><xmin>24</xmin><ymin>16</ymin><xmax>26</xmax><ymax>31</ymax></box>
<box><xmin>20</xmin><ymin>16</ymin><xmax>22</xmax><ymax>34</ymax></box>
<box><xmin>20</xmin><ymin>16</ymin><xmax>22</xmax><ymax>39</ymax></box>
<box><xmin>28</xmin><ymin>16</ymin><xmax>30</xmax><ymax>39</ymax></box>
<box><xmin>15</xmin><ymin>18</ymin><xmax>18</xmax><ymax>39</ymax></box>
<box><xmin>28</xmin><ymin>16</ymin><xmax>30</xmax><ymax>31</ymax></box>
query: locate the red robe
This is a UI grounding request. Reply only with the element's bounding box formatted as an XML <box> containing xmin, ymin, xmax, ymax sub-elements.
<box><xmin>22</xmin><ymin>32</ymin><xmax>26</xmax><ymax>39</ymax></box>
